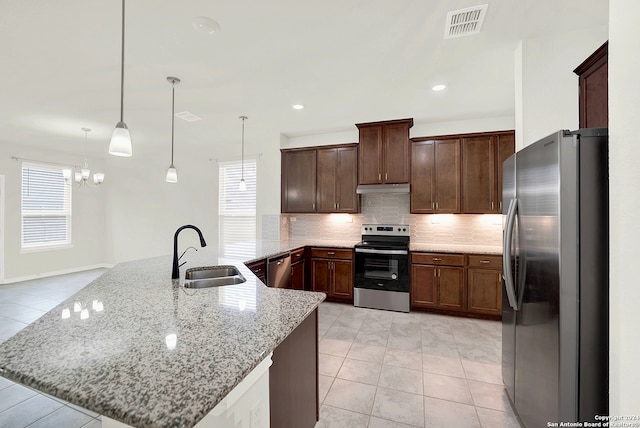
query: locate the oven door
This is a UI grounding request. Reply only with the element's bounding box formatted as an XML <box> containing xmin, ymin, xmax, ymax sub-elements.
<box><xmin>354</xmin><ymin>247</ymin><xmax>409</xmax><ymax>292</ymax></box>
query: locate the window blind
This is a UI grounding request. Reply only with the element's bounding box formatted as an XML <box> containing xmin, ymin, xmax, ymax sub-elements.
<box><xmin>21</xmin><ymin>162</ymin><xmax>72</xmax><ymax>249</ymax></box>
<box><xmin>218</xmin><ymin>159</ymin><xmax>257</xmax><ymax>250</ymax></box>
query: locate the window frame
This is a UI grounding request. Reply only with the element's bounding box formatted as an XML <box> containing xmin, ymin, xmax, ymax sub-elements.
<box><xmin>218</xmin><ymin>158</ymin><xmax>257</xmax><ymax>249</ymax></box>
<box><xmin>20</xmin><ymin>161</ymin><xmax>73</xmax><ymax>253</ymax></box>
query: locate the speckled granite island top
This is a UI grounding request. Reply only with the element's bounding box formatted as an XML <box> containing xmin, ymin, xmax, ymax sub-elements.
<box><xmin>0</xmin><ymin>246</ymin><xmax>326</xmax><ymax>428</ymax></box>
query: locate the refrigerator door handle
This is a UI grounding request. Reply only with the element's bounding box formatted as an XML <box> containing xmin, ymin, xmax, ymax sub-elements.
<box><xmin>503</xmin><ymin>198</ymin><xmax>518</xmax><ymax>310</ymax></box>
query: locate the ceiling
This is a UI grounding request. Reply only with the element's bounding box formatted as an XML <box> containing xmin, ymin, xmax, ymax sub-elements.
<box><xmin>1</xmin><ymin>0</ymin><xmax>608</xmax><ymax>163</ymax></box>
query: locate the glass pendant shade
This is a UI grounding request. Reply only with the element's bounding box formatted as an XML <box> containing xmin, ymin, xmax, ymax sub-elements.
<box><xmin>109</xmin><ymin>122</ymin><xmax>132</xmax><ymax>157</ymax></box>
<box><xmin>166</xmin><ymin>165</ymin><xmax>178</xmax><ymax>183</ymax></box>
<box><xmin>239</xmin><ymin>178</ymin><xmax>247</xmax><ymax>191</ymax></box>
<box><xmin>93</xmin><ymin>173</ymin><xmax>105</xmax><ymax>184</ymax></box>
<box><xmin>63</xmin><ymin>169</ymin><xmax>72</xmax><ymax>181</ymax></box>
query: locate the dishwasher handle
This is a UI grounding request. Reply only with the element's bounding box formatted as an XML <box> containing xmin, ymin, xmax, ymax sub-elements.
<box><xmin>267</xmin><ymin>252</ymin><xmax>292</xmax><ymax>288</ymax></box>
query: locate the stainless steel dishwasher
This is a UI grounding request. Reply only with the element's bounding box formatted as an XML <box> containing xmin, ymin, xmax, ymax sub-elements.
<box><xmin>267</xmin><ymin>252</ymin><xmax>291</xmax><ymax>288</ymax></box>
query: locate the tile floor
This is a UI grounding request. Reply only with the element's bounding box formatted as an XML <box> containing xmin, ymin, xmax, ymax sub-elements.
<box><xmin>0</xmin><ymin>270</ymin><xmax>521</xmax><ymax>428</ymax></box>
<box><xmin>315</xmin><ymin>302</ymin><xmax>522</xmax><ymax>428</ymax></box>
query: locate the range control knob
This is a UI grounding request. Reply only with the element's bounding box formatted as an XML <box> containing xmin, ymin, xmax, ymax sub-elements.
<box><xmin>391</xmin><ymin>273</ymin><xmax>397</xmax><ymax>280</ymax></box>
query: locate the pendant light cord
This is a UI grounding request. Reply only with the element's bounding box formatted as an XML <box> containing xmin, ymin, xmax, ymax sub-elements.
<box><xmin>119</xmin><ymin>0</ymin><xmax>125</xmax><ymax>123</ymax></box>
<box><xmin>171</xmin><ymin>81</ymin><xmax>175</xmax><ymax>165</ymax></box>
<box><xmin>240</xmin><ymin>116</ymin><xmax>247</xmax><ymax>180</ymax></box>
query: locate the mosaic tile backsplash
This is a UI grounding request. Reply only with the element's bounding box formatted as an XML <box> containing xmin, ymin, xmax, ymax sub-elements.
<box><xmin>282</xmin><ymin>193</ymin><xmax>503</xmax><ymax>246</ymax></box>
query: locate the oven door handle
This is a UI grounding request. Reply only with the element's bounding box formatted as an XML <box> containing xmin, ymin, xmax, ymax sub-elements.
<box><xmin>355</xmin><ymin>248</ymin><xmax>408</xmax><ymax>255</ymax></box>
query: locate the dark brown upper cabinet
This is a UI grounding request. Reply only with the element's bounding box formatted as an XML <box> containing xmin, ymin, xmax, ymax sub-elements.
<box><xmin>356</xmin><ymin>118</ymin><xmax>413</xmax><ymax>185</ymax></box>
<box><xmin>411</xmin><ymin>138</ymin><xmax>461</xmax><ymax>213</ymax></box>
<box><xmin>281</xmin><ymin>144</ymin><xmax>360</xmax><ymax>214</ymax></box>
<box><xmin>316</xmin><ymin>145</ymin><xmax>360</xmax><ymax>213</ymax></box>
<box><xmin>574</xmin><ymin>41</ymin><xmax>608</xmax><ymax>128</ymax></box>
<box><xmin>281</xmin><ymin>148</ymin><xmax>317</xmax><ymax>213</ymax></box>
<box><xmin>461</xmin><ymin>131</ymin><xmax>515</xmax><ymax>214</ymax></box>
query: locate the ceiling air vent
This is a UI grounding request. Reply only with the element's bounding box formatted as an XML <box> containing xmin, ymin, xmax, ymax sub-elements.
<box><xmin>444</xmin><ymin>4</ymin><xmax>488</xmax><ymax>39</ymax></box>
<box><xmin>175</xmin><ymin>111</ymin><xmax>203</xmax><ymax>122</ymax></box>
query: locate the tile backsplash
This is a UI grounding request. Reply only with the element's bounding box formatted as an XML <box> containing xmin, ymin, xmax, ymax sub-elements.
<box><xmin>281</xmin><ymin>193</ymin><xmax>503</xmax><ymax>246</ymax></box>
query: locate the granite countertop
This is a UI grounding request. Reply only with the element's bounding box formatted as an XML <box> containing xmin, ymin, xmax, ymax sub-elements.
<box><xmin>0</xmin><ymin>245</ymin><xmax>326</xmax><ymax>428</ymax></box>
<box><xmin>410</xmin><ymin>242</ymin><xmax>503</xmax><ymax>255</ymax></box>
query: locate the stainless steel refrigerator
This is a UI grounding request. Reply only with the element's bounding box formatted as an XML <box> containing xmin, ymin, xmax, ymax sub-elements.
<box><xmin>502</xmin><ymin>129</ymin><xmax>609</xmax><ymax>427</ymax></box>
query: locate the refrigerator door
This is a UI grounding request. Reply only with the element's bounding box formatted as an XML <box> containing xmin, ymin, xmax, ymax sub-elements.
<box><xmin>514</xmin><ymin>131</ymin><xmax>565</xmax><ymax>428</ymax></box>
<box><xmin>501</xmin><ymin>154</ymin><xmax>517</xmax><ymax>402</ymax></box>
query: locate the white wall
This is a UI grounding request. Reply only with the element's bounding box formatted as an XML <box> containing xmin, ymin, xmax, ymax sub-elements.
<box><xmin>608</xmin><ymin>0</ymin><xmax>640</xmax><ymax>414</ymax></box>
<box><xmin>517</xmin><ymin>26</ymin><xmax>609</xmax><ymax>148</ymax></box>
<box><xmin>0</xmin><ymin>143</ymin><xmax>108</xmax><ymax>281</ymax></box>
<box><xmin>104</xmin><ymin>152</ymin><xmax>218</xmax><ymax>264</ymax></box>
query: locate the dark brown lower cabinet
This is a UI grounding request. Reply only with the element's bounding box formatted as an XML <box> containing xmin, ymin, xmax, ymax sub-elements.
<box><xmin>467</xmin><ymin>255</ymin><xmax>503</xmax><ymax>316</ymax></box>
<box><xmin>410</xmin><ymin>252</ymin><xmax>502</xmax><ymax>319</ymax></box>
<box><xmin>245</xmin><ymin>258</ymin><xmax>266</xmax><ymax>284</ymax></box>
<box><xmin>270</xmin><ymin>309</ymin><xmax>318</xmax><ymax>428</ymax></box>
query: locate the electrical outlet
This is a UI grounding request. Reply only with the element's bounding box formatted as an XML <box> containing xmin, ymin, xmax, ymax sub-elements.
<box><xmin>290</xmin><ymin>217</ymin><xmax>297</xmax><ymax>222</ymax></box>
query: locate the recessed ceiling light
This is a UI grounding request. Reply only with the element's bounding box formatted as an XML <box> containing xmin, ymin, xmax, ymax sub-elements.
<box><xmin>292</xmin><ymin>104</ymin><xmax>304</xmax><ymax>110</ymax></box>
<box><xmin>192</xmin><ymin>16</ymin><xmax>221</xmax><ymax>35</ymax></box>
<box><xmin>432</xmin><ymin>84</ymin><xmax>447</xmax><ymax>92</ymax></box>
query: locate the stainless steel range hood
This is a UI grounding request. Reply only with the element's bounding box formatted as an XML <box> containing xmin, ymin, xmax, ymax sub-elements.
<box><xmin>356</xmin><ymin>183</ymin><xmax>410</xmax><ymax>194</ymax></box>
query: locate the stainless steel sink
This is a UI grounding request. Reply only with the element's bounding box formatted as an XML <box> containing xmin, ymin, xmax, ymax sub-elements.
<box><xmin>183</xmin><ymin>266</ymin><xmax>246</xmax><ymax>288</ymax></box>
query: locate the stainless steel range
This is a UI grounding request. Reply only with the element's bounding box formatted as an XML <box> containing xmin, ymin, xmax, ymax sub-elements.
<box><xmin>353</xmin><ymin>224</ymin><xmax>410</xmax><ymax>312</ymax></box>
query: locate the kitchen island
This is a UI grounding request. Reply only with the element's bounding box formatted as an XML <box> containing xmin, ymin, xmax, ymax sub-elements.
<box><xmin>0</xmin><ymin>243</ymin><xmax>327</xmax><ymax>428</ymax></box>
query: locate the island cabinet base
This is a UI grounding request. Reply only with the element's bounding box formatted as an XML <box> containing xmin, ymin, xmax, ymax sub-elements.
<box><xmin>270</xmin><ymin>308</ymin><xmax>319</xmax><ymax>428</ymax></box>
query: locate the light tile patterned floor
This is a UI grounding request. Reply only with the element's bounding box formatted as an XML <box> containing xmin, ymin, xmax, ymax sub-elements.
<box><xmin>0</xmin><ymin>270</ymin><xmax>521</xmax><ymax>428</ymax></box>
<box><xmin>315</xmin><ymin>302</ymin><xmax>522</xmax><ymax>428</ymax></box>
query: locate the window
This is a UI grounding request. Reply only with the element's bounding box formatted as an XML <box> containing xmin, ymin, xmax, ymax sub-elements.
<box><xmin>21</xmin><ymin>162</ymin><xmax>72</xmax><ymax>251</ymax></box>
<box><xmin>218</xmin><ymin>159</ymin><xmax>257</xmax><ymax>250</ymax></box>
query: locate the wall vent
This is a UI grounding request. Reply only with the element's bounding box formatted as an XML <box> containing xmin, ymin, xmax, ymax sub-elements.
<box><xmin>175</xmin><ymin>111</ymin><xmax>202</xmax><ymax>122</ymax></box>
<box><xmin>444</xmin><ymin>4</ymin><xmax>489</xmax><ymax>39</ymax></box>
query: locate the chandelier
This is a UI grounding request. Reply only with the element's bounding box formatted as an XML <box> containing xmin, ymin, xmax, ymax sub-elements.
<box><xmin>63</xmin><ymin>128</ymin><xmax>105</xmax><ymax>186</ymax></box>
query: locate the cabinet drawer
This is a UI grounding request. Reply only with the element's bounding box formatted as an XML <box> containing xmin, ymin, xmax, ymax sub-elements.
<box><xmin>467</xmin><ymin>255</ymin><xmax>502</xmax><ymax>269</ymax></box>
<box><xmin>311</xmin><ymin>248</ymin><xmax>352</xmax><ymax>260</ymax></box>
<box><xmin>291</xmin><ymin>248</ymin><xmax>305</xmax><ymax>263</ymax></box>
<box><xmin>411</xmin><ymin>252</ymin><xmax>464</xmax><ymax>266</ymax></box>
<box><xmin>245</xmin><ymin>259</ymin><xmax>266</xmax><ymax>276</ymax></box>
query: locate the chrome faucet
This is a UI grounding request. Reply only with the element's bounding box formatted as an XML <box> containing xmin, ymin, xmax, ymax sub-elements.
<box><xmin>172</xmin><ymin>225</ymin><xmax>207</xmax><ymax>279</ymax></box>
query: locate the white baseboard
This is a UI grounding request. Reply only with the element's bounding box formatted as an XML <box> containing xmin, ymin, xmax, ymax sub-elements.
<box><xmin>0</xmin><ymin>263</ymin><xmax>115</xmax><ymax>285</ymax></box>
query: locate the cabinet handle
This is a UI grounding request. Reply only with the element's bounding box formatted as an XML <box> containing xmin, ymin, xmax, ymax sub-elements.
<box><xmin>327</xmin><ymin>251</ymin><xmax>335</xmax><ymax>255</ymax></box>
<box><xmin>436</xmin><ymin>202</ymin><xmax>439</xmax><ymax>210</ymax></box>
<box><xmin>499</xmin><ymin>201</ymin><xmax>502</xmax><ymax>211</ymax></box>
<box><xmin>491</xmin><ymin>202</ymin><xmax>494</xmax><ymax>210</ymax></box>
<box><xmin>432</xmin><ymin>257</ymin><xmax>442</xmax><ymax>261</ymax></box>
<box><xmin>385</xmin><ymin>173</ymin><xmax>388</xmax><ymax>181</ymax></box>
<box><xmin>378</xmin><ymin>173</ymin><xmax>382</xmax><ymax>181</ymax></box>
<box><xmin>480</xmin><ymin>260</ymin><xmax>491</xmax><ymax>264</ymax></box>
<box><xmin>337</xmin><ymin>202</ymin><xmax>340</xmax><ymax>210</ymax></box>
<box><xmin>434</xmin><ymin>269</ymin><xmax>437</xmax><ymax>277</ymax></box>
<box><xmin>432</xmin><ymin>202</ymin><xmax>435</xmax><ymax>210</ymax></box>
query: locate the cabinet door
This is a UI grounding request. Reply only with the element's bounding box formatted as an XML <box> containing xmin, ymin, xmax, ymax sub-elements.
<box><xmin>311</xmin><ymin>259</ymin><xmax>331</xmax><ymax>293</ymax></box>
<box><xmin>467</xmin><ymin>268</ymin><xmax>502</xmax><ymax>315</ymax></box>
<box><xmin>575</xmin><ymin>42</ymin><xmax>608</xmax><ymax>128</ymax></box>
<box><xmin>316</xmin><ymin>148</ymin><xmax>337</xmax><ymax>212</ymax></box>
<box><xmin>434</xmin><ymin>140</ymin><xmax>461</xmax><ymax>213</ymax></box>
<box><xmin>383</xmin><ymin>123</ymin><xmax>410</xmax><ymax>184</ymax></box>
<box><xmin>358</xmin><ymin>125</ymin><xmax>383</xmax><ymax>184</ymax></box>
<box><xmin>281</xmin><ymin>150</ymin><xmax>317</xmax><ymax>213</ymax></box>
<box><xmin>495</xmin><ymin>133</ymin><xmax>515</xmax><ymax>213</ymax></box>
<box><xmin>438</xmin><ymin>267</ymin><xmax>465</xmax><ymax>311</ymax></box>
<box><xmin>410</xmin><ymin>141</ymin><xmax>435</xmax><ymax>213</ymax></box>
<box><xmin>335</xmin><ymin>146</ymin><xmax>359</xmax><ymax>213</ymax></box>
<box><xmin>410</xmin><ymin>264</ymin><xmax>437</xmax><ymax>308</ymax></box>
<box><xmin>332</xmin><ymin>260</ymin><xmax>353</xmax><ymax>300</ymax></box>
<box><xmin>462</xmin><ymin>136</ymin><xmax>494</xmax><ymax>213</ymax></box>
<box><xmin>291</xmin><ymin>261</ymin><xmax>305</xmax><ymax>290</ymax></box>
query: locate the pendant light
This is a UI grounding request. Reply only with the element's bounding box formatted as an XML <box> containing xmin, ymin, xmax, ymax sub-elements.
<box><xmin>165</xmin><ymin>76</ymin><xmax>180</xmax><ymax>183</ymax></box>
<box><xmin>239</xmin><ymin>116</ymin><xmax>248</xmax><ymax>191</ymax></box>
<box><xmin>109</xmin><ymin>0</ymin><xmax>132</xmax><ymax>157</ymax></box>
